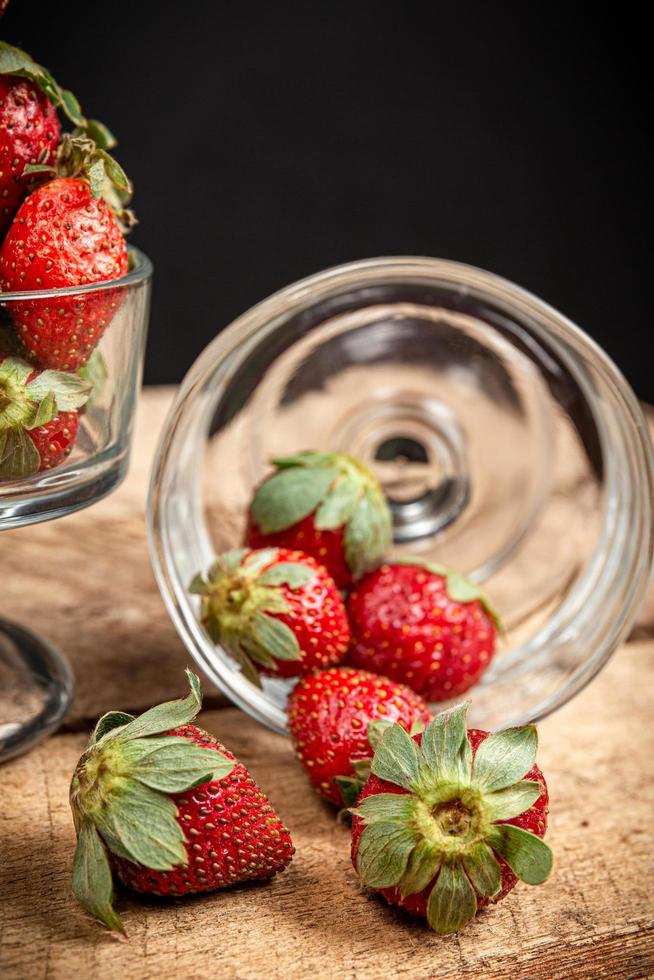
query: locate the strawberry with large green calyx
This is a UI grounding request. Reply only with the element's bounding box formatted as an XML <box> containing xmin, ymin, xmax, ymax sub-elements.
<box><xmin>350</xmin><ymin>701</ymin><xmax>552</xmax><ymax>935</ymax></box>
<box><xmin>0</xmin><ymin>354</ymin><xmax>91</xmax><ymax>477</ymax></box>
<box><xmin>246</xmin><ymin>451</ymin><xmax>393</xmax><ymax>589</ymax></box>
<box><xmin>191</xmin><ymin>547</ymin><xmax>350</xmax><ymax>683</ymax></box>
<box><xmin>69</xmin><ymin>671</ymin><xmax>236</xmax><ymax>935</ymax></box>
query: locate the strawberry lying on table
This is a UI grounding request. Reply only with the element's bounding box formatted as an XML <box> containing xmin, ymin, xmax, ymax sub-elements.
<box><xmin>351</xmin><ymin>701</ymin><xmax>551</xmax><ymax>934</ymax></box>
<box><xmin>70</xmin><ymin>671</ymin><xmax>294</xmax><ymax>935</ymax></box>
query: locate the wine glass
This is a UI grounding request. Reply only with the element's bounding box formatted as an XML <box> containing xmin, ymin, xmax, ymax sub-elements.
<box><xmin>0</xmin><ymin>249</ymin><xmax>152</xmax><ymax>761</ymax></box>
<box><xmin>148</xmin><ymin>257</ymin><xmax>654</xmax><ymax>733</ymax></box>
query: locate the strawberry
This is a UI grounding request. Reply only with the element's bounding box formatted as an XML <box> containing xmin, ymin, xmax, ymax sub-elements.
<box><xmin>0</xmin><ymin>353</ymin><xmax>91</xmax><ymax>478</ymax></box>
<box><xmin>347</xmin><ymin>559</ymin><xmax>499</xmax><ymax>701</ymax></box>
<box><xmin>0</xmin><ymin>177</ymin><xmax>129</xmax><ymax>370</ymax></box>
<box><xmin>0</xmin><ymin>74</ymin><xmax>60</xmax><ymax>234</ymax></box>
<box><xmin>245</xmin><ymin>451</ymin><xmax>393</xmax><ymax>589</ymax></box>
<box><xmin>350</xmin><ymin>702</ymin><xmax>551</xmax><ymax>934</ymax></box>
<box><xmin>288</xmin><ymin>666</ymin><xmax>431</xmax><ymax>806</ymax></box>
<box><xmin>0</xmin><ymin>42</ymin><xmax>134</xmax><ymax>370</ymax></box>
<box><xmin>70</xmin><ymin>671</ymin><xmax>294</xmax><ymax>935</ymax></box>
<box><xmin>191</xmin><ymin>547</ymin><xmax>350</xmax><ymax>682</ymax></box>
<box><xmin>1</xmin><ymin>40</ymin><xmax>106</xmax><ymax>234</ymax></box>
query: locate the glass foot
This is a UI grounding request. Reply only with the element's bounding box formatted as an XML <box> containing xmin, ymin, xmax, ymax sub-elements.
<box><xmin>0</xmin><ymin>618</ymin><xmax>74</xmax><ymax>764</ymax></box>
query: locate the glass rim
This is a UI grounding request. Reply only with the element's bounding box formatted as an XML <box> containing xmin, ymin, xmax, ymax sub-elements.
<box><xmin>0</xmin><ymin>245</ymin><xmax>153</xmax><ymax>302</ymax></box>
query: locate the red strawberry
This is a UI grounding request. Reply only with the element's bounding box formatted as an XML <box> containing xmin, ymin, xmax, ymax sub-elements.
<box><xmin>245</xmin><ymin>451</ymin><xmax>392</xmax><ymax>589</ymax></box>
<box><xmin>70</xmin><ymin>670</ymin><xmax>294</xmax><ymax>935</ymax></box>
<box><xmin>348</xmin><ymin>560</ymin><xmax>499</xmax><ymax>701</ymax></box>
<box><xmin>0</xmin><ymin>353</ymin><xmax>90</xmax><ymax>478</ymax></box>
<box><xmin>191</xmin><ymin>547</ymin><xmax>350</xmax><ymax>682</ymax></box>
<box><xmin>351</xmin><ymin>702</ymin><xmax>551</xmax><ymax>934</ymax></box>
<box><xmin>0</xmin><ymin>177</ymin><xmax>128</xmax><ymax>370</ymax></box>
<box><xmin>25</xmin><ymin>409</ymin><xmax>79</xmax><ymax>470</ymax></box>
<box><xmin>0</xmin><ymin>74</ymin><xmax>60</xmax><ymax>234</ymax></box>
<box><xmin>288</xmin><ymin>666</ymin><xmax>431</xmax><ymax>806</ymax></box>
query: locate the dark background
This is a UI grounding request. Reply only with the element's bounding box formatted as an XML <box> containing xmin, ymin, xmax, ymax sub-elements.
<box><xmin>3</xmin><ymin>3</ymin><xmax>651</xmax><ymax>398</ymax></box>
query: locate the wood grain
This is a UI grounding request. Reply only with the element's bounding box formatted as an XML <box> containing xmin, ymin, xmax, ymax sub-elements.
<box><xmin>1</xmin><ymin>389</ymin><xmax>653</xmax><ymax>979</ymax></box>
<box><xmin>1</xmin><ymin>639</ymin><xmax>653</xmax><ymax>980</ymax></box>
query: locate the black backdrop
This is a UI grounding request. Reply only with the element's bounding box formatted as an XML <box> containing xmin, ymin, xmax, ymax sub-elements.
<box><xmin>3</xmin><ymin>3</ymin><xmax>651</xmax><ymax>399</ymax></box>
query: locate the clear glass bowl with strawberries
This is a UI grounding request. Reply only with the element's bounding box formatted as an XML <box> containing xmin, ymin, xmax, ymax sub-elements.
<box><xmin>0</xmin><ymin>250</ymin><xmax>151</xmax><ymax>524</ymax></box>
<box><xmin>148</xmin><ymin>257</ymin><xmax>654</xmax><ymax>737</ymax></box>
<box><xmin>0</xmin><ymin>42</ymin><xmax>152</xmax><ymax>761</ymax></box>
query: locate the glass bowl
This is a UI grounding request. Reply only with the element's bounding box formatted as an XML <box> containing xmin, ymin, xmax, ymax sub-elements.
<box><xmin>147</xmin><ymin>257</ymin><xmax>654</xmax><ymax>733</ymax></box>
<box><xmin>0</xmin><ymin>248</ymin><xmax>153</xmax><ymax>527</ymax></box>
<box><xmin>0</xmin><ymin>249</ymin><xmax>152</xmax><ymax>761</ymax></box>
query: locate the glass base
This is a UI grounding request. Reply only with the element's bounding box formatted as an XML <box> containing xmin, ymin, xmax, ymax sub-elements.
<box><xmin>0</xmin><ymin>618</ymin><xmax>74</xmax><ymax>763</ymax></box>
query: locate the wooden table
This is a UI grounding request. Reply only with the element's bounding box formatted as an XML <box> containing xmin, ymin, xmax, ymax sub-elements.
<box><xmin>1</xmin><ymin>389</ymin><xmax>653</xmax><ymax>980</ymax></box>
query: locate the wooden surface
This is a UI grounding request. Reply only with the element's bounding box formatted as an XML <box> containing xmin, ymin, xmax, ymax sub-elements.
<box><xmin>1</xmin><ymin>388</ymin><xmax>653</xmax><ymax>980</ymax></box>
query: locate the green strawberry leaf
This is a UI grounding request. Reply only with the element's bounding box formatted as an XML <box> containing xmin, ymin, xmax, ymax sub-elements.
<box><xmin>271</xmin><ymin>451</ymin><xmax>333</xmax><ymax>469</ymax></box>
<box><xmin>249</xmin><ymin>611</ymin><xmax>301</xmax><ymax>662</ymax></box>
<box><xmin>367</xmin><ymin>719</ymin><xmax>393</xmax><ymax>751</ymax></box>
<box><xmin>71</xmin><ymin>822</ymin><xmax>125</xmax><ymax>935</ymax></box>
<box><xmin>223</xmin><ymin>642</ymin><xmax>263</xmax><ymax>688</ymax></box>
<box><xmin>462</xmin><ymin>842</ymin><xmax>501</xmax><ymax>897</ymax></box>
<box><xmin>118</xmin><ymin>670</ymin><xmax>202</xmax><ymax>740</ymax></box>
<box><xmin>78</xmin><ymin>350</ymin><xmax>108</xmax><ymax>406</ymax></box>
<box><xmin>399</xmin><ymin>839</ymin><xmax>440</xmax><ymax>898</ymax></box>
<box><xmin>26</xmin><ymin>370</ymin><xmax>92</xmax><ymax>411</ymax></box>
<box><xmin>83</xmin><ymin>119</ymin><xmax>117</xmax><ymax>150</ymax></box>
<box><xmin>22</xmin><ymin>163</ymin><xmax>57</xmax><ymax>178</ymax></box>
<box><xmin>370</xmin><ymin>723</ymin><xmax>423</xmax><ymax>791</ymax></box>
<box><xmin>356</xmin><ymin>821</ymin><xmax>419</xmax><ymax>889</ymax></box>
<box><xmin>241</xmin><ymin>548</ymin><xmax>280</xmax><ymax>576</ymax></box>
<box><xmin>352</xmin><ymin>792</ymin><xmax>417</xmax><ymax>824</ymax></box>
<box><xmin>30</xmin><ymin>392</ymin><xmax>58</xmax><ymax>429</ymax></box>
<box><xmin>419</xmin><ymin>702</ymin><xmax>472</xmax><ymax>786</ymax></box>
<box><xmin>426</xmin><ymin>862</ymin><xmax>477</xmax><ymax>935</ymax></box>
<box><xmin>314</xmin><ymin>476</ymin><xmax>360</xmax><ymax>529</ymax></box>
<box><xmin>351</xmin><ymin>757</ymin><xmax>372</xmax><ymax>779</ymax></box>
<box><xmin>99</xmin><ymin>778</ymin><xmax>187</xmax><ymax>870</ymax></box>
<box><xmin>123</xmin><ymin>735</ymin><xmax>233</xmax><ymax>793</ymax></box>
<box><xmin>472</xmin><ymin>726</ymin><xmax>537</xmax><ymax>792</ymax></box>
<box><xmin>0</xmin><ymin>428</ymin><xmax>40</xmax><ymax>479</ymax></box>
<box><xmin>188</xmin><ymin>572</ymin><xmax>208</xmax><ymax>595</ymax></box>
<box><xmin>335</xmin><ymin>776</ymin><xmax>363</xmax><ymax>809</ymax></box>
<box><xmin>97</xmin><ymin>149</ymin><xmax>131</xmax><ymax>193</ymax></box>
<box><xmin>483</xmin><ymin>781</ymin><xmax>542</xmax><ymax>822</ymax></box>
<box><xmin>92</xmin><ymin>711</ymin><xmax>135</xmax><ymax>744</ymax></box>
<box><xmin>258</xmin><ymin>562</ymin><xmax>314</xmax><ymax>589</ymax></box>
<box><xmin>85</xmin><ymin>158</ymin><xmax>106</xmax><ymax>200</ymax></box>
<box><xmin>251</xmin><ymin>465</ymin><xmax>338</xmax><ymax>533</ymax></box>
<box><xmin>343</xmin><ymin>486</ymin><xmax>392</xmax><ymax>579</ymax></box>
<box><xmin>0</xmin><ymin>355</ymin><xmax>32</xmax><ymax>386</ymax></box>
<box><xmin>487</xmin><ymin>824</ymin><xmax>553</xmax><ymax>885</ymax></box>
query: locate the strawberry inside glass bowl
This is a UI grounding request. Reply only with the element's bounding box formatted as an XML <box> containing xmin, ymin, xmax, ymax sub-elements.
<box><xmin>148</xmin><ymin>257</ymin><xmax>654</xmax><ymax>734</ymax></box>
<box><xmin>0</xmin><ymin>249</ymin><xmax>152</xmax><ymax>761</ymax></box>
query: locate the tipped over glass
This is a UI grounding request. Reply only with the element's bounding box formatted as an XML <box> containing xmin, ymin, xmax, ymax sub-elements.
<box><xmin>148</xmin><ymin>257</ymin><xmax>654</xmax><ymax>733</ymax></box>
